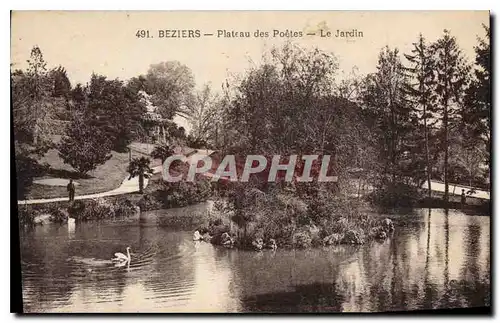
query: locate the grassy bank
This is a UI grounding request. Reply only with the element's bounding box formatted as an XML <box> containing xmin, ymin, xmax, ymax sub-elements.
<box><xmin>24</xmin><ymin>149</ymin><xmax>131</xmax><ymax>199</ymax></box>
<box><xmin>22</xmin><ymin>142</ymin><xmax>162</xmax><ymax>200</ymax></box>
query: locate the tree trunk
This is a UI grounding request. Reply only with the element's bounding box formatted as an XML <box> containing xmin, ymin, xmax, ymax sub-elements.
<box><xmin>215</xmin><ymin>123</ymin><xmax>219</xmax><ymax>149</ymax></box>
<box><xmin>443</xmin><ymin>102</ymin><xmax>449</xmax><ymax>203</ymax></box>
<box><xmin>139</xmin><ymin>174</ymin><xmax>144</xmax><ymax>193</ymax></box>
<box><xmin>423</xmin><ymin>104</ymin><xmax>432</xmax><ymax>199</ymax></box>
<box><xmin>32</xmin><ymin>120</ymin><xmax>39</xmax><ymax>146</ymax></box>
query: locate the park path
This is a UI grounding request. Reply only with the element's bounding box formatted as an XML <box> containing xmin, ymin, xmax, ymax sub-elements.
<box><xmin>17</xmin><ymin>148</ymin><xmax>490</xmax><ymax>205</ymax></box>
<box><xmin>16</xmin><ymin>144</ymin><xmax>200</xmax><ymax>206</ymax></box>
<box><xmin>422</xmin><ymin>181</ymin><xmax>490</xmax><ymax>200</ymax></box>
<box><xmin>17</xmin><ymin>166</ymin><xmax>163</xmax><ymax>205</ymax></box>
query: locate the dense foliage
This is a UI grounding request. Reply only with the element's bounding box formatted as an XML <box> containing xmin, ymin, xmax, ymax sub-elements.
<box><xmin>58</xmin><ymin>114</ymin><xmax>112</xmax><ymax>175</ymax></box>
<box><xmin>13</xmin><ymin>27</ymin><xmax>491</xmax><ymax>234</ymax></box>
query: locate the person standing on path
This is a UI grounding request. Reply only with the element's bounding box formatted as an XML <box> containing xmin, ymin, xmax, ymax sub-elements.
<box><xmin>67</xmin><ymin>179</ymin><xmax>76</xmax><ymax>202</ymax></box>
<box><xmin>461</xmin><ymin>189</ymin><xmax>467</xmax><ymax>207</ymax></box>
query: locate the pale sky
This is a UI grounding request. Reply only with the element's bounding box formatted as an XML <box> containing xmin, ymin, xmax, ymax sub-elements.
<box><xmin>11</xmin><ymin>11</ymin><xmax>489</xmax><ymax>89</ymax></box>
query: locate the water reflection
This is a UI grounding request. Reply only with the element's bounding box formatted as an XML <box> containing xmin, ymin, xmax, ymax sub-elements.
<box><xmin>20</xmin><ymin>207</ymin><xmax>490</xmax><ymax>313</ymax></box>
<box><xmin>236</xmin><ymin>208</ymin><xmax>490</xmax><ymax>312</ymax></box>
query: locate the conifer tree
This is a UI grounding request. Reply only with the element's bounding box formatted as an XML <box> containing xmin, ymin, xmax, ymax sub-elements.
<box><xmin>431</xmin><ymin>30</ymin><xmax>470</xmax><ymax>202</ymax></box>
<box><xmin>404</xmin><ymin>34</ymin><xmax>437</xmax><ymax>197</ymax></box>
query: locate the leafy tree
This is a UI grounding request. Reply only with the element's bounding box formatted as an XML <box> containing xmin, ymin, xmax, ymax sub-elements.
<box><xmin>334</xmin><ymin>67</ymin><xmax>362</xmax><ymax>101</ymax></box>
<box><xmin>186</xmin><ymin>84</ymin><xmax>220</xmax><ymax>144</ymax></box>
<box><xmin>71</xmin><ymin>83</ymin><xmax>87</xmax><ymax>109</ymax></box>
<box><xmin>12</xmin><ymin>46</ymin><xmax>54</xmax><ymax>148</ymax></box>
<box><xmin>432</xmin><ymin>30</ymin><xmax>470</xmax><ymax>202</ymax></box>
<box><xmin>50</xmin><ymin>65</ymin><xmax>72</xmax><ymax>98</ymax></box>
<box><xmin>127</xmin><ymin>75</ymin><xmax>150</xmax><ymax>94</ymax></box>
<box><xmin>359</xmin><ymin>46</ymin><xmax>414</xmax><ymax>186</ymax></box>
<box><xmin>58</xmin><ymin>114</ymin><xmax>112</xmax><ymax>175</ymax></box>
<box><xmin>220</xmin><ymin>43</ymin><xmax>374</xmax><ymax>194</ymax></box>
<box><xmin>86</xmin><ymin>73</ymin><xmax>146</xmax><ymax>151</ymax></box>
<box><xmin>150</xmin><ymin>144</ymin><xmax>174</xmax><ymax>163</ymax></box>
<box><xmin>224</xmin><ymin>43</ymin><xmax>340</xmax><ymax>155</ymax></box>
<box><xmin>464</xmin><ymin>25</ymin><xmax>490</xmax><ymax>172</ymax></box>
<box><xmin>404</xmin><ymin>34</ymin><xmax>438</xmax><ymax>197</ymax></box>
<box><xmin>127</xmin><ymin>157</ymin><xmax>154</xmax><ymax>193</ymax></box>
<box><xmin>174</xmin><ymin>126</ymin><xmax>186</xmax><ymax>141</ymax></box>
<box><xmin>448</xmin><ymin>129</ymin><xmax>487</xmax><ymax>188</ymax></box>
<box><xmin>144</xmin><ymin>61</ymin><xmax>196</xmax><ymax>119</ymax></box>
<box><xmin>12</xmin><ymin>46</ymin><xmax>55</xmax><ymax>196</ymax></box>
<box><xmin>186</xmin><ymin>134</ymin><xmax>207</xmax><ymax>149</ymax></box>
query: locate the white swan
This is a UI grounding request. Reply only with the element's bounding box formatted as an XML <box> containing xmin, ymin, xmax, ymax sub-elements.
<box><xmin>112</xmin><ymin>247</ymin><xmax>131</xmax><ymax>263</ymax></box>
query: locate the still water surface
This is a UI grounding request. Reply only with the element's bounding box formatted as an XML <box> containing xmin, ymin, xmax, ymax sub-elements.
<box><xmin>20</xmin><ymin>203</ymin><xmax>490</xmax><ymax>312</ymax></box>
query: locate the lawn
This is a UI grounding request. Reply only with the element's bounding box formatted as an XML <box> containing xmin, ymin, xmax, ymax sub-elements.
<box><xmin>24</xmin><ymin>143</ymin><xmax>162</xmax><ymax>200</ymax></box>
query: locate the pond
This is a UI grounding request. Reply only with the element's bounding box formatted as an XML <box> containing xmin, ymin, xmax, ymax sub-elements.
<box><xmin>19</xmin><ymin>203</ymin><xmax>490</xmax><ymax>313</ymax></box>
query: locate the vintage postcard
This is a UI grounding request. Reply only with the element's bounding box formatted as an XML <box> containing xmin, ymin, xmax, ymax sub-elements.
<box><xmin>11</xmin><ymin>11</ymin><xmax>491</xmax><ymax>313</ymax></box>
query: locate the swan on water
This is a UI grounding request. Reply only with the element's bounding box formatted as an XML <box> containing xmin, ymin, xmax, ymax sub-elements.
<box><xmin>112</xmin><ymin>246</ymin><xmax>131</xmax><ymax>263</ymax></box>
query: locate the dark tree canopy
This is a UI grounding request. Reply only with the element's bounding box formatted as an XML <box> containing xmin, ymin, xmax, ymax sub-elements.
<box><xmin>58</xmin><ymin>114</ymin><xmax>112</xmax><ymax>175</ymax></box>
<box><xmin>50</xmin><ymin>65</ymin><xmax>72</xmax><ymax>98</ymax></box>
<box><xmin>85</xmin><ymin>73</ymin><xmax>146</xmax><ymax>152</ymax></box>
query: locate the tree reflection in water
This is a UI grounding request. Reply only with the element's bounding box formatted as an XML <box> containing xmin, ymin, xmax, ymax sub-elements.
<box><xmin>238</xmin><ymin>209</ymin><xmax>490</xmax><ymax>313</ymax></box>
<box><xmin>20</xmin><ymin>208</ymin><xmax>490</xmax><ymax>313</ymax></box>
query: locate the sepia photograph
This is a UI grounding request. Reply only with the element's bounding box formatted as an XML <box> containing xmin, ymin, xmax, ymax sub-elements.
<box><xmin>10</xmin><ymin>10</ymin><xmax>491</xmax><ymax>313</ymax></box>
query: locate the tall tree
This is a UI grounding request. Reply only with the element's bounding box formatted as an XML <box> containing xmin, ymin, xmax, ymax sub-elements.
<box><xmin>464</xmin><ymin>25</ymin><xmax>490</xmax><ymax>177</ymax></box>
<box><xmin>86</xmin><ymin>73</ymin><xmax>146</xmax><ymax>151</ymax></box>
<box><xmin>186</xmin><ymin>84</ymin><xmax>220</xmax><ymax>143</ymax></box>
<box><xmin>12</xmin><ymin>47</ymin><xmax>55</xmax><ymax>197</ymax></box>
<box><xmin>144</xmin><ymin>61</ymin><xmax>196</xmax><ymax>119</ymax></box>
<box><xmin>432</xmin><ymin>30</ymin><xmax>470</xmax><ymax>202</ymax></box>
<box><xmin>404</xmin><ymin>34</ymin><xmax>437</xmax><ymax>197</ymax></box>
<box><xmin>71</xmin><ymin>83</ymin><xmax>87</xmax><ymax>110</ymax></box>
<box><xmin>360</xmin><ymin>46</ymin><xmax>414</xmax><ymax>185</ymax></box>
<box><xmin>50</xmin><ymin>65</ymin><xmax>72</xmax><ymax>98</ymax></box>
<box><xmin>221</xmin><ymin>43</ymin><xmax>372</xmax><ymax>191</ymax></box>
<box><xmin>12</xmin><ymin>46</ymin><xmax>54</xmax><ymax>148</ymax></box>
<box><xmin>224</xmin><ymin>43</ymin><xmax>340</xmax><ymax>155</ymax></box>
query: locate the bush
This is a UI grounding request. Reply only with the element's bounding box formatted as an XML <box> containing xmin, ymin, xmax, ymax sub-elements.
<box><xmin>210</xmin><ymin>183</ymin><xmax>393</xmax><ymax>249</ymax></box>
<box><xmin>292</xmin><ymin>231</ymin><xmax>312</xmax><ymax>249</ymax></box>
<box><xmin>369</xmin><ymin>182</ymin><xmax>422</xmax><ymax>208</ymax></box>
<box><xmin>137</xmin><ymin>194</ymin><xmax>163</xmax><ymax>211</ymax></box>
<box><xmin>139</xmin><ymin>178</ymin><xmax>212</xmax><ymax>210</ymax></box>
<box><xmin>17</xmin><ymin>205</ymin><xmax>36</xmax><ymax>227</ymax></box>
<box><xmin>67</xmin><ymin>198</ymin><xmax>114</xmax><ymax>221</ymax></box>
<box><xmin>45</xmin><ymin>204</ymin><xmax>68</xmax><ymax>223</ymax></box>
<box><xmin>114</xmin><ymin>197</ymin><xmax>139</xmax><ymax>217</ymax></box>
